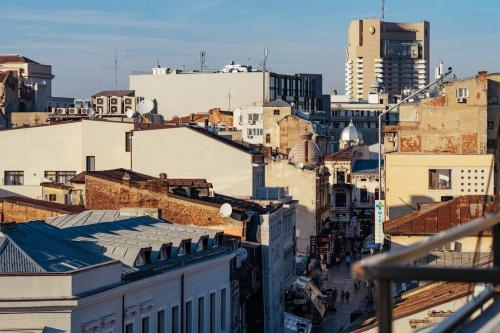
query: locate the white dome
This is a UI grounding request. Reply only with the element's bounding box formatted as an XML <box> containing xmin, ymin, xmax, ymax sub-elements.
<box><xmin>341</xmin><ymin>120</ymin><xmax>363</xmax><ymax>142</ymax></box>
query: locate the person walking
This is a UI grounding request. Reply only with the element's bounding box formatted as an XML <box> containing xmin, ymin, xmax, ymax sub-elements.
<box><xmin>345</xmin><ymin>290</ymin><xmax>350</xmax><ymax>303</ymax></box>
<box><xmin>340</xmin><ymin>289</ymin><xmax>345</xmax><ymax>304</ymax></box>
<box><xmin>336</xmin><ymin>256</ymin><xmax>341</xmax><ymax>268</ymax></box>
<box><xmin>345</xmin><ymin>253</ymin><xmax>352</xmax><ymax>269</ymax></box>
<box><xmin>353</xmin><ymin>280</ymin><xmax>358</xmax><ymax>292</ymax></box>
<box><xmin>333</xmin><ymin>288</ymin><xmax>338</xmax><ymax>303</ymax></box>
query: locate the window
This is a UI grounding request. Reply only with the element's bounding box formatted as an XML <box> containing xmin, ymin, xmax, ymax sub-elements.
<box><xmin>126</xmin><ymin>132</ymin><xmax>133</xmax><ymax>152</ymax></box>
<box><xmin>247</xmin><ymin>128</ymin><xmax>263</xmax><ymax>136</ymax></box>
<box><xmin>4</xmin><ymin>171</ymin><xmax>23</xmax><ymax>185</ymax></box>
<box><xmin>429</xmin><ymin>169</ymin><xmax>452</xmax><ymax>189</ymax></box>
<box><xmin>142</xmin><ymin>317</ymin><xmax>150</xmax><ymax>333</ymax></box>
<box><xmin>488</xmin><ymin>121</ymin><xmax>495</xmax><ymax>129</ymax></box>
<box><xmin>456</xmin><ymin>88</ymin><xmax>469</xmax><ymax>98</ymax></box>
<box><xmin>198</xmin><ymin>297</ymin><xmax>205</xmax><ymax>333</ymax></box>
<box><xmin>488</xmin><ymin>139</ymin><xmax>496</xmax><ymax>149</ymax></box>
<box><xmin>265</xmin><ymin>133</ymin><xmax>271</xmax><ymax>143</ymax></box>
<box><xmin>185</xmin><ymin>301</ymin><xmax>192</xmax><ymax>333</ymax></box>
<box><xmin>336</xmin><ymin>171</ymin><xmax>346</xmax><ymax>184</ymax></box>
<box><xmin>221</xmin><ymin>289</ymin><xmax>227</xmax><ymax>330</ymax></box>
<box><xmin>49</xmin><ymin>194</ymin><xmax>57</xmax><ymax>201</ymax></box>
<box><xmin>488</xmin><ymin>96</ymin><xmax>499</xmax><ymax>105</ymax></box>
<box><xmin>44</xmin><ymin>171</ymin><xmax>76</xmax><ymax>184</ymax></box>
<box><xmin>273</xmin><ymin>109</ymin><xmax>280</xmax><ymax>116</ymax></box>
<box><xmin>209</xmin><ymin>293</ymin><xmax>216</xmax><ymax>333</ymax></box>
<box><xmin>172</xmin><ymin>306</ymin><xmax>179</xmax><ymax>333</ymax></box>
<box><xmin>360</xmin><ymin>188</ymin><xmax>368</xmax><ymax>203</ymax></box>
<box><xmin>125</xmin><ymin>323</ymin><xmax>134</xmax><ymax>333</ymax></box>
<box><xmin>86</xmin><ymin>156</ymin><xmax>95</xmax><ymax>171</ymax></box>
<box><xmin>157</xmin><ymin>310</ymin><xmax>165</xmax><ymax>333</ymax></box>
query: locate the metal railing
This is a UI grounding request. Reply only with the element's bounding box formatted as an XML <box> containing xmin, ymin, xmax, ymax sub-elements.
<box><xmin>352</xmin><ymin>212</ymin><xmax>500</xmax><ymax>333</ymax></box>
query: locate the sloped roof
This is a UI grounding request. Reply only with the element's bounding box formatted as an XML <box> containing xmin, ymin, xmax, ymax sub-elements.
<box><xmin>92</xmin><ymin>90</ymin><xmax>134</xmax><ymax>97</ymax></box>
<box><xmin>384</xmin><ymin>195</ymin><xmax>497</xmax><ymax>235</ymax></box>
<box><xmin>0</xmin><ymin>196</ymin><xmax>86</xmax><ymax>215</ymax></box>
<box><xmin>265</xmin><ymin>98</ymin><xmax>291</xmax><ymax>107</ymax></box>
<box><xmin>346</xmin><ymin>282</ymin><xmax>472</xmax><ymax>333</ymax></box>
<box><xmin>325</xmin><ymin>146</ymin><xmax>354</xmax><ymax>161</ymax></box>
<box><xmin>0</xmin><ymin>222</ymin><xmax>113</xmax><ymax>273</ymax></box>
<box><xmin>0</xmin><ymin>55</ymin><xmax>39</xmax><ymax>64</ymax></box>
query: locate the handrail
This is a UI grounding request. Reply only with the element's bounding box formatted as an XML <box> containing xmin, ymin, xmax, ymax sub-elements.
<box><xmin>352</xmin><ymin>212</ymin><xmax>500</xmax><ymax>279</ymax></box>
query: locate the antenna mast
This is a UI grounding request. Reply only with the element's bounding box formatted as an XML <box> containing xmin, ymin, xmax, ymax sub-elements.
<box><xmin>199</xmin><ymin>51</ymin><xmax>206</xmax><ymax>72</ymax></box>
<box><xmin>111</xmin><ymin>50</ymin><xmax>119</xmax><ymax>92</ymax></box>
<box><xmin>381</xmin><ymin>0</ymin><xmax>385</xmax><ymax>20</ymax></box>
<box><xmin>262</xmin><ymin>47</ymin><xmax>268</xmax><ymax>106</ymax></box>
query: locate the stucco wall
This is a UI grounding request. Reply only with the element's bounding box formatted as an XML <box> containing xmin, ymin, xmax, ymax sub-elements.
<box><xmin>131</xmin><ymin>127</ymin><xmax>257</xmax><ymax>197</ymax></box>
<box><xmin>385</xmin><ymin>153</ymin><xmax>495</xmax><ymax>219</ymax></box>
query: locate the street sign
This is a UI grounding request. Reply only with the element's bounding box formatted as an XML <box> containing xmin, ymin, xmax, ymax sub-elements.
<box><xmin>374</xmin><ymin>200</ymin><xmax>385</xmax><ymax>244</ymax></box>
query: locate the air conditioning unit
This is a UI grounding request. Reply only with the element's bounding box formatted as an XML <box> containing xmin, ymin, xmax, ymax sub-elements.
<box><xmin>110</xmin><ymin>106</ymin><xmax>118</xmax><ymax>113</ymax></box>
<box><xmin>248</xmin><ymin>135</ymin><xmax>254</xmax><ymax>139</ymax></box>
<box><xmin>80</xmin><ymin>108</ymin><xmax>88</xmax><ymax>115</ymax></box>
<box><xmin>248</xmin><ymin>120</ymin><xmax>256</xmax><ymax>125</ymax></box>
<box><xmin>68</xmin><ymin>107</ymin><xmax>79</xmax><ymax>115</ymax></box>
<box><xmin>56</xmin><ymin>108</ymin><xmax>67</xmax><ymax>115</ymax></box>
<box><xmin>123</xmin><ymin>96</ymin><xmax>136</xmax><ymax>110</ymax></box>
<box><xmin>456</xmin><ymin>97</ymin><xmax>466</xmax><ymax>103</ymax></box>
<box><xmin>51</xmin><ymin>108</ymin><xmax>57</xmax><ymax>114</ymax></box>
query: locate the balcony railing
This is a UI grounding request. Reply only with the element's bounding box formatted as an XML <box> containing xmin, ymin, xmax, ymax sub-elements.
<box><xmin>352</xmin><ymin>212</ymin><xmax>500</xmax><ymax>333</ymax></box>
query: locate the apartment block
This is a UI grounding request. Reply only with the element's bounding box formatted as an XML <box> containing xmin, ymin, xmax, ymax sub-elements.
<box><xmin>345</xmin><ymin>19</ymin><xmax>429</xmax><ymax>101</ymax></box>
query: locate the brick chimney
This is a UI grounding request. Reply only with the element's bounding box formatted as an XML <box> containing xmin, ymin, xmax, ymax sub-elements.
<box><xmin>122</xmin><ymin>172</ymin><xmax>131</xmax><ymax>187</ymax></box>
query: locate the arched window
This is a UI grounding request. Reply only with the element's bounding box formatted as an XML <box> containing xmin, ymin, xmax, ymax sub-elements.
<box><xmin>335</xmin><ymin>192</ymin><xmax>347</xmax><ymax>207</ymax></box>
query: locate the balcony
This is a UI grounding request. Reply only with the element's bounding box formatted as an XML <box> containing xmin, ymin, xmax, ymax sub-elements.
<box><xmin>352</xmin><ymin>212</ymin><xmax>500</xmax><ymax>333</ymax></box>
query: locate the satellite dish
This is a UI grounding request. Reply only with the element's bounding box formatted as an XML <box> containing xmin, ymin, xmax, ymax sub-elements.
<box><xmin>126</xmin><ymin>108</ymin><xmax>135</xmax><ymax>119</ymax></box>
<box><xmin>137</xmin><ymin>99</ymin><xmax>154</xmax><ymax>114</ymax></box>
<box><xmin>88</xmin><ymin>107</ymin><xmax>95</xmax><ymax>118</ymax></box>
<box><xmin>219</xmin><ymin>203</ymin><xmax>233</xmax><ymax>217</ymax></box>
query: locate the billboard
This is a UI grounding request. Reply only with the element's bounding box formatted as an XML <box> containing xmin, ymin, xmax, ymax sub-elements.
<box><xmin>374</xmin><ymin>200</ymin><xmax>385</xmax><ymax>244</ymax></box>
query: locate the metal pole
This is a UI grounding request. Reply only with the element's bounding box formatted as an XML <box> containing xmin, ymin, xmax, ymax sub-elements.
<box><xmin>378</xmin><ymin>115</ymin><xmax>382</xmax><ymax>198</ymax></box>
<box><xmin>375</xmin><ymin>279</ymin><xmax>392</xmax><ymax>333</ymax></box>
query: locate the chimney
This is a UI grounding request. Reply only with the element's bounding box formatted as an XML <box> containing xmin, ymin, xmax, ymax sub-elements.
<box><xmin>159</xmin><ymin>173</ymin><xmax>168</xmax><ymax>180</ymax></box>
<box><xmin>122</xmin><ymin>172</ymin><xmax>131</xmax><ymax>187</ymax></box>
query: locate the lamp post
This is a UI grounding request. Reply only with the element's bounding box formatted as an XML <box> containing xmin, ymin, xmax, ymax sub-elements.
<box><xmin>377</xmin><ymin>67</ymin><xmax>453</xmax><ymax>198</ymax></box>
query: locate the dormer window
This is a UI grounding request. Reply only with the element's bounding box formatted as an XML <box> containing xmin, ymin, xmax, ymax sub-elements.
<box><xmin>177</xmin><ymin>241</ymin><xmax>191</xmax><ymax>256</ymax></box>
<box><xmin>134</xmin><ymin>247</ymin><xmax>152</xmax><ymax>266</ymax></box>
<box><xmin>196</xmin><ymin>237</ymin><xmax>209</xmax><ymax>252</ymax></box>
<box><xmin>159</xmin><ymin>244</ymin><xmax>172</xmax><ymax>260</ymax></box>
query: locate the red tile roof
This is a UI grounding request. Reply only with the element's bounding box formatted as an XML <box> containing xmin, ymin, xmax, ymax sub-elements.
<box><xmin>0</xmin><ymin>55</ymin><xmax>40</xmax><ymax>64</ymax></box>
<box><xmin>325</xmin><ymin>146</ymin><xmax>354</xmax><ymax>161</ymax></box>
<box><xmin>0</xmin><ymin>196</ymin><xmax>86</xmax><ymax>215</ymax></box>
<box><xmin>384</xmin><ymin>195</ymin><xmax>498</xmax><ymax>235</ymax></box>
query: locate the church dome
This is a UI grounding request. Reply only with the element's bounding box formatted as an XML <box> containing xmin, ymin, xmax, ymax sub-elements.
<box><xmin>288</xmin><ymin>132</ymin><xmax>323</xmax><ymax>167</ymax></box>
<box><xmin>340</xmin><ymin>120</ymin><xmax>363</xmax><ymax>142</ymax></box>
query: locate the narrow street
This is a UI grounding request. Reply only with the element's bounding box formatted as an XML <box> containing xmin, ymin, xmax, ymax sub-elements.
<box><xmin>319</xmin><ymin>261</ymin><xmax>370</xmax><ymax>332</ymax></box>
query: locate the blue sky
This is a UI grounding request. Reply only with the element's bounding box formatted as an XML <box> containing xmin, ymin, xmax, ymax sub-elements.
<box><xmin>2</xmin><ymin>0</ymin><xmax>500</xmax><ymax>98</ymax></box>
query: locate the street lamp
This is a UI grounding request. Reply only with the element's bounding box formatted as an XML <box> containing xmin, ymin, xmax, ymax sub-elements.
<box><xmin>377</xmin><ymin>67</ymin><xmax>453</xmax><ymax>198</ymax></box>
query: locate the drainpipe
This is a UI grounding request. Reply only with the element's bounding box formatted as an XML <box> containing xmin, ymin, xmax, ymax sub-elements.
<box><xmin>181</xmin><ymin>274</ymin><xmax>185</xmax><ymax>333</ymax></box>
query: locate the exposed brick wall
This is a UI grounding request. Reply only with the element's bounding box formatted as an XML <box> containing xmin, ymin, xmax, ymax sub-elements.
<box><xmin>85</xmin><ymin>175</ymin><xmax>244</xmax><ymax>231</ymax></box>
<box><xmin>0</xmin><ymin>202</ymin><xmax>64</xmax><ymax>223</ymax></box>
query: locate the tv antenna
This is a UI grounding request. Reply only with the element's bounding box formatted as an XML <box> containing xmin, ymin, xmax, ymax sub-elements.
<box><xmin>262</xmin><ymin>47</ymin><xmax>268</xmax><ymax>105</ymax></box>
<box><xmin>199</xmin><ymin>51</ymin><xmax>206</xmax><ymax>72</ymax></box>
<box><xmin>381</xmin><ymin>0</ymin><xmax>385</xmax><ymax>20</ymax></box>
<box><xmin>108</xmin><ymin>50</ymin><xmax>119</xmax><ymax>92</ymax></box>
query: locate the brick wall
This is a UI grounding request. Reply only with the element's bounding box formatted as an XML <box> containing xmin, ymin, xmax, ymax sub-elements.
<box><xmin>0</xmin><ymin>201</ymin><xmax>64</xmax><ymax>223</ymax></box>
<box><xmin>85</xmin><ymin>175</ymin><xmax>244</xmax><ymax>230</ymax></box>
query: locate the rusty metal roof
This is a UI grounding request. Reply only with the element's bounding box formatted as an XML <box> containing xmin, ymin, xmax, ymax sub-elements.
<box><xmin>0</xmin><ymin>196</ymin><xmax>86</xmax><ymax>215</ymax></box>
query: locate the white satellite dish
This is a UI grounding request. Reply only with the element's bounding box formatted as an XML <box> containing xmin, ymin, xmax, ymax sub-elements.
<box><xmin>126</xmin><ymin>108</ymin><xmax>135</xmax><ymax>119</ymax></box>
<box><xmin>219</xmin><ymin>203</ymin><xmax>233</xmax><ymax>217</ymax></box>
<box><xmin>88</xmin><ymin>107</ymin><xmax>95</xmax><ymax>118</ymax></box>
<box><xmin>137</xmin><ymin>99</ymin><xmax>155</xmax><ymax>114</ymax></box>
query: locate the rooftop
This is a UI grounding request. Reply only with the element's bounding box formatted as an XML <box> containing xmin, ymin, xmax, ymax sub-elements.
<box><xmin>384</xmin><ymin>195</ymin><xmax>497</xmax><ymax>235</ymax></box>
<box><xmin>92</xmin><ymin>90</ymin><xmax>135</xmax><ymax>97</ymax></box>
<box><xmin>0</xmin><ymin>213</ymin><xmax>229</xmax><ymax>274</ymax></box>
<box><xmin>0</xmin><ymin>196</ymin><xmax>86</xmax><ymax>216</ymax></box>
<box><xmin>325</xmin><ymin>146</ymin><xmax>354</xmax><ymax>161</ymax></box>
<box><xmin>352</xmin><ymin>159</ymin><xmax>379</xmax><ymax>173</ymax></box>
<box><xmin>0</xmin><ymin>54</ymin><xmax>40</xmax><ymax>64</ymax></box>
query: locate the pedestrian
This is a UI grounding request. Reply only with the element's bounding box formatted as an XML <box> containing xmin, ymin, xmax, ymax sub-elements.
<box><xmin>333</xmin><ymin>288</ymin><xmax>338</xmax><ymax>302</ymax></box>
<box><xmin>345</xmin><ymin>290</ymin><xmax>350</xmax><ymax>303</ymax></box>
<box><xmin>340</xmin><ymin>289</ymin><xmax>345</xmax><ymax>304</ymax></box>
<box><xmin>353</xmin><ymin>280</ymin><xmax>358</xmax><ymax>292</ymax></box>
<box><xmin>336</xmin><ymin>256</ymin><xmax>341</xmax><ymax>268</ymax></box>
<box><xmin>345</xmin><ymin>253</ymin><xmax>352</xmax><ymax>269</ymax></box>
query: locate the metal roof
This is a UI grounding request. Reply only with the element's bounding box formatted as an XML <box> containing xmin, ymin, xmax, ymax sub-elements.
<box><xmin>1</xmin><ymin>212</ymin><xmax>228</xmax><ymax>274</ymax></box>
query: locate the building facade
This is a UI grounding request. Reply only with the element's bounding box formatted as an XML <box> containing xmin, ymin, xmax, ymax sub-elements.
<box><xmin>345</xmin><ymin>19</ymin><xmax>429</xmax><ymax>101</ymax></box>
<box><xmin>129</xmin><ymin>65</ymin><xmax>323</xmax><ymax>120</ymax></box>
<box><xmin>0</xmin><ymin>216</ymin><xmax>234</xmax><ymax>333</ymax></box>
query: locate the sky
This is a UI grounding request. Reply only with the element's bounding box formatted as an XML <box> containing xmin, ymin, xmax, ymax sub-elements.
<box><xmin>2</xmin><ymin>0</ymin><xmax>500</xmax><ymax>98</ymax></box>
